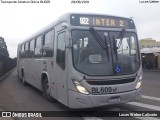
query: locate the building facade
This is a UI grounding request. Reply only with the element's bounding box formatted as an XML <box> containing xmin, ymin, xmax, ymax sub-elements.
<box><xmin>139</xmin><ymin>38</ymin><xmax>160</xmax><ymax>69</ymax></box>
<box><xmin>139</xmin><ymin>38</ymin><xmax>160</xmax><ymax>49</ymax></box>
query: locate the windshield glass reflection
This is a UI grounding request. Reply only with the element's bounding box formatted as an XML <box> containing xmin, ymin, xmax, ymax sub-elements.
<box><xmin>72</xmin><ymin>29</ymin><xmax>140</xmax><ymax>76</ymax></box>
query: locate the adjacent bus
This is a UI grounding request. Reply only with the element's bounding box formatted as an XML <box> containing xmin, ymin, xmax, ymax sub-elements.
<box><xmin>17</xmin><ymin>13</ymin><xmax>142</xmax><ymax>108</ymax></box>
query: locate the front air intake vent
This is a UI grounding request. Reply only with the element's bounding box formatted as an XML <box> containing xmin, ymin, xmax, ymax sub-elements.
<box><xmin>86</xmin><ymin>78</ymin><xmax>135</xmax><ymax>85</ymax></box>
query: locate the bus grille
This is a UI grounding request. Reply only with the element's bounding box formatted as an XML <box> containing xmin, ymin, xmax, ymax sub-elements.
<box><xmin>86</xmin><ymin>78</ymin><xmax>136</xmax><ymax>85</ymax></box>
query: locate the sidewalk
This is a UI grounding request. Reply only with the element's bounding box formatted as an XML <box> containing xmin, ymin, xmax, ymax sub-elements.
<box><xmin>0</xmin><ymin>68</ymin><xmax>16</xmax><ymax>81</ymax></box>
<box><xmin>0</xmin><ymin>69</ymin><xmax>16</xmax><ymax>120</ymax></box>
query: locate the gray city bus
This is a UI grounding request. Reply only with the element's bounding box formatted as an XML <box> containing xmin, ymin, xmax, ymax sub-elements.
<box><xmin>17</xmin><ymin>13</ymin><xmax>142</xmax><ymax>108</ymax></box>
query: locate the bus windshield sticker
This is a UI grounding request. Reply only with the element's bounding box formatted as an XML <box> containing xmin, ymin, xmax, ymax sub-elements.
<box><xmin>89</xmin><ymin>54</ymin><xmax>102</xmax><ymax>63</ymax></box>
<box><xmin>115</xmin><ymin>65</ymin><xmax>122</xmax><ymax>73</ymax></box>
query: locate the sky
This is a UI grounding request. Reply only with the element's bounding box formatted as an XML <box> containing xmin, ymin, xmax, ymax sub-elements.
<box><xmin>0</xmin><ymin>0</ymin><xmax>160</xmax><ymax>58</ymax></box>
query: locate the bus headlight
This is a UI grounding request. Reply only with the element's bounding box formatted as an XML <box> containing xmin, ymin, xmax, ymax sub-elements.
<box><xmin>136</xmin><ymin>81</ymin><xmax>142</xmax><ymax>89</ymax></box>
<box><xmin>135</xmin><ymin>75</ymin><xmax>142</xmax><ymax>89</ymax></box>
<box><xmin>72</xmin><ymin>79</ymin><xmax>90</xmax><ymax>95</ymax></box>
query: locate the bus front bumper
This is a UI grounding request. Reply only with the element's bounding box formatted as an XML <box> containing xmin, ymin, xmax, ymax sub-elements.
<box><xmin>68</xmin><ymin>88</ymin><xmax>141</xmax><ymax>109</ymax></box>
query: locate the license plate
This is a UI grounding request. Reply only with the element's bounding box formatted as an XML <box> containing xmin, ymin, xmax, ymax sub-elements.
<box><xmin>91</xmin><ymin>87</ymin><xmax>117</xmax><ymax>94</ymax></box>
<box><xmin>109</xmin><ymin>96</ymin><xmax>121</xmax><ymax>103</ymax></box>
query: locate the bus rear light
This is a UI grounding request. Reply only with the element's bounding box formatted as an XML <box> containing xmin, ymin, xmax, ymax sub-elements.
<box><xmin>72</xmin><ymin>79</ymin><xmax>90</xmax><ymax>95</ymax></box>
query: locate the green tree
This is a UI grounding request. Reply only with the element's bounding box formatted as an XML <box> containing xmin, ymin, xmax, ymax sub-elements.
<box><xmin>0</xmin><ymin>37</ymin><xmax>9</xmax><ymax>57</ymax></box>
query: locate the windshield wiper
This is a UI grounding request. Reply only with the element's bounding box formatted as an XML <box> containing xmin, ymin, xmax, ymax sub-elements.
<box><xmin>89</xmin><ymin>27</ymin><xmax>109</xmax><ymax>61</ymax></box>
<box><xmin>89</xmin><ymin>27</ymin><xmax>105</xmax><ymax>49</ymax></box>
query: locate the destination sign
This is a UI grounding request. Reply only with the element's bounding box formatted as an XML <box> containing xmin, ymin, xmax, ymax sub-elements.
<box><xmin>70</xmin><ymin>14</ymin><xmax>135</xmax><ymax>29</ymax></box>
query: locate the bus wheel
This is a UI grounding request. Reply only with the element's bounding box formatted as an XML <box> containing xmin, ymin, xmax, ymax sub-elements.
<box><xmin>22</xmin><ymin>72</ymin><xmax>27</xmax><ymax>86</ymax></box>
<box><xmin>43</xmin><ymin>77</ymin><xmax>53</xmax><ymax>102</ymax></box>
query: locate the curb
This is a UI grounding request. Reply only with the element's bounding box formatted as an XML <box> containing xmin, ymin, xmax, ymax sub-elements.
<box><xmin>149</xmin><ymin>70</ymin><xmax>160</xmax><ymax>72</ymax></box>
<box><xmin>143</xmin><ymin>69</ymin><xmax>160</xmax><ymax>72</ymax></box>
<box><xmin>0</xmin><ymin>68</ymin><xmax>16</xmax><ymax>81</ymax></box>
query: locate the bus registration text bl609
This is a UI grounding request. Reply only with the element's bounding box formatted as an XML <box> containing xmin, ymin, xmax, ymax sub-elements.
<box><xmin>91</xmin><ymin>87</ymin><xmax>117</xmax><ymax>94</ymax></box>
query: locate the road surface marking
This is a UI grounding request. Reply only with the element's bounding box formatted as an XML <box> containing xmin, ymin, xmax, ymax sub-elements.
<box><xmin>83</xmin><ymin>117</ymin><xmax>103</xmax><ymax>120</ymax></box>
<box><xmin>83</xmin><ymin>96</ymin><xmax>160</xmax><ymax>120</ymax></box>
<box><xmin>83</xmin><ymin>113</ymin><xmax>160</xmax><ymax>120</ymax></box>
<box><xmin>83</xmin><ymin>115</ymin><xmax>160</xmax><ymax>120</ymax></box>
<box><xmin>142</xmin><ymin>95</ymin><xmax>160</xmax><ymax>102</ymax></box>
<box><xmin>135</xmin><ymin>117</ymin><xmax>160</xmax><ymax>120</ymax></box>
<box><xmin>127</xmin><ymin>102</ymin><xmax>160</xmax><ymax>111</ymax></box>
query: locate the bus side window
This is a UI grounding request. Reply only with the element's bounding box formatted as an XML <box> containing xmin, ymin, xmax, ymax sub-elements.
<box><xmin>29</xmin><ymin>39</ymin><xmax>35</xmax><ymax>58</ymax></box>
<box><xmin>43</xmin><ymin>29</ymin><xmax>54</xmax><ymax>57</ymax></box>
<box><xmin>20</xmin><ymin>44</ymin><xmax>25</xmax><ymax>58</ymax></box>
<box><xmin>35</xmin><ymin>35</ymin><xmax>43</xmax><ymax>58</ymax></box>
<box><xmin>25</xmin><ymin>42</ymin><xmax>29</xmax><ymax>58</ymax></box>
<box><xmin>23</xmin><ymin>43</ymin><xmax>26</xmax><ymax>58</ymax></box>
<box><xmin>56</xmin><ymin>32</ymin><xmax>65</xmax><ymax>70</ymax></box>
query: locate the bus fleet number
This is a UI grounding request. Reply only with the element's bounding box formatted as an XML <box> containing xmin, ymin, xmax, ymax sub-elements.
<box><xmin>80</xmin><ymin>17</ymin><xmax>89</xmax><ymax>25</ymax></box>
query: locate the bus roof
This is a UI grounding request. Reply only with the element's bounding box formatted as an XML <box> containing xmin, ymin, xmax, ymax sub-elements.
<box><xmin>19</xmin><ymin>13</ymin><xmax>134</xmax><ymax>45</ymax></box>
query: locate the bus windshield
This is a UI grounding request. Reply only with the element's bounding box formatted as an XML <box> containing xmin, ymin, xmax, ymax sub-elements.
<box><xmin>72</xmin><ymin>29</ymin><xmax>140</xmax><ymax>76</ymax></box>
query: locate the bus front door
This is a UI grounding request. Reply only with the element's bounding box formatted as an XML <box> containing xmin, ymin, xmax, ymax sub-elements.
<box><xmin>53</xmin><ymin>28</ymin><xmax>68</xmax><ymax>106</ymax></box>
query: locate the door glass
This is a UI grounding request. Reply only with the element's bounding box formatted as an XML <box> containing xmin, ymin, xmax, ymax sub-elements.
<box><xmin>56</xmin><ymin>32</ymin><xmax>66</xmax><ymax>70</ymax></box>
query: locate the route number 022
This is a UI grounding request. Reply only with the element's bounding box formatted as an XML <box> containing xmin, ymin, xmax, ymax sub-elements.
<box><xmin>80</xmin><ymin>17</ymin><xmax>89</xmax><ymax>25</ymax></box>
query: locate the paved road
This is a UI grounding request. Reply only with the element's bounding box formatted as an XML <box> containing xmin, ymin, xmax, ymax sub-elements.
<box><xmin>0</xmin><ymin>69</ymin><xmax>160</xmax><ymax>120</ymax></box>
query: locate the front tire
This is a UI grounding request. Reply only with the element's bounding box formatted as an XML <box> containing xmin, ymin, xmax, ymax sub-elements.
<box><xmin>43</xmin><ymin>77</ymin><xmax>53</xmax><ymax>102</ymax></box>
